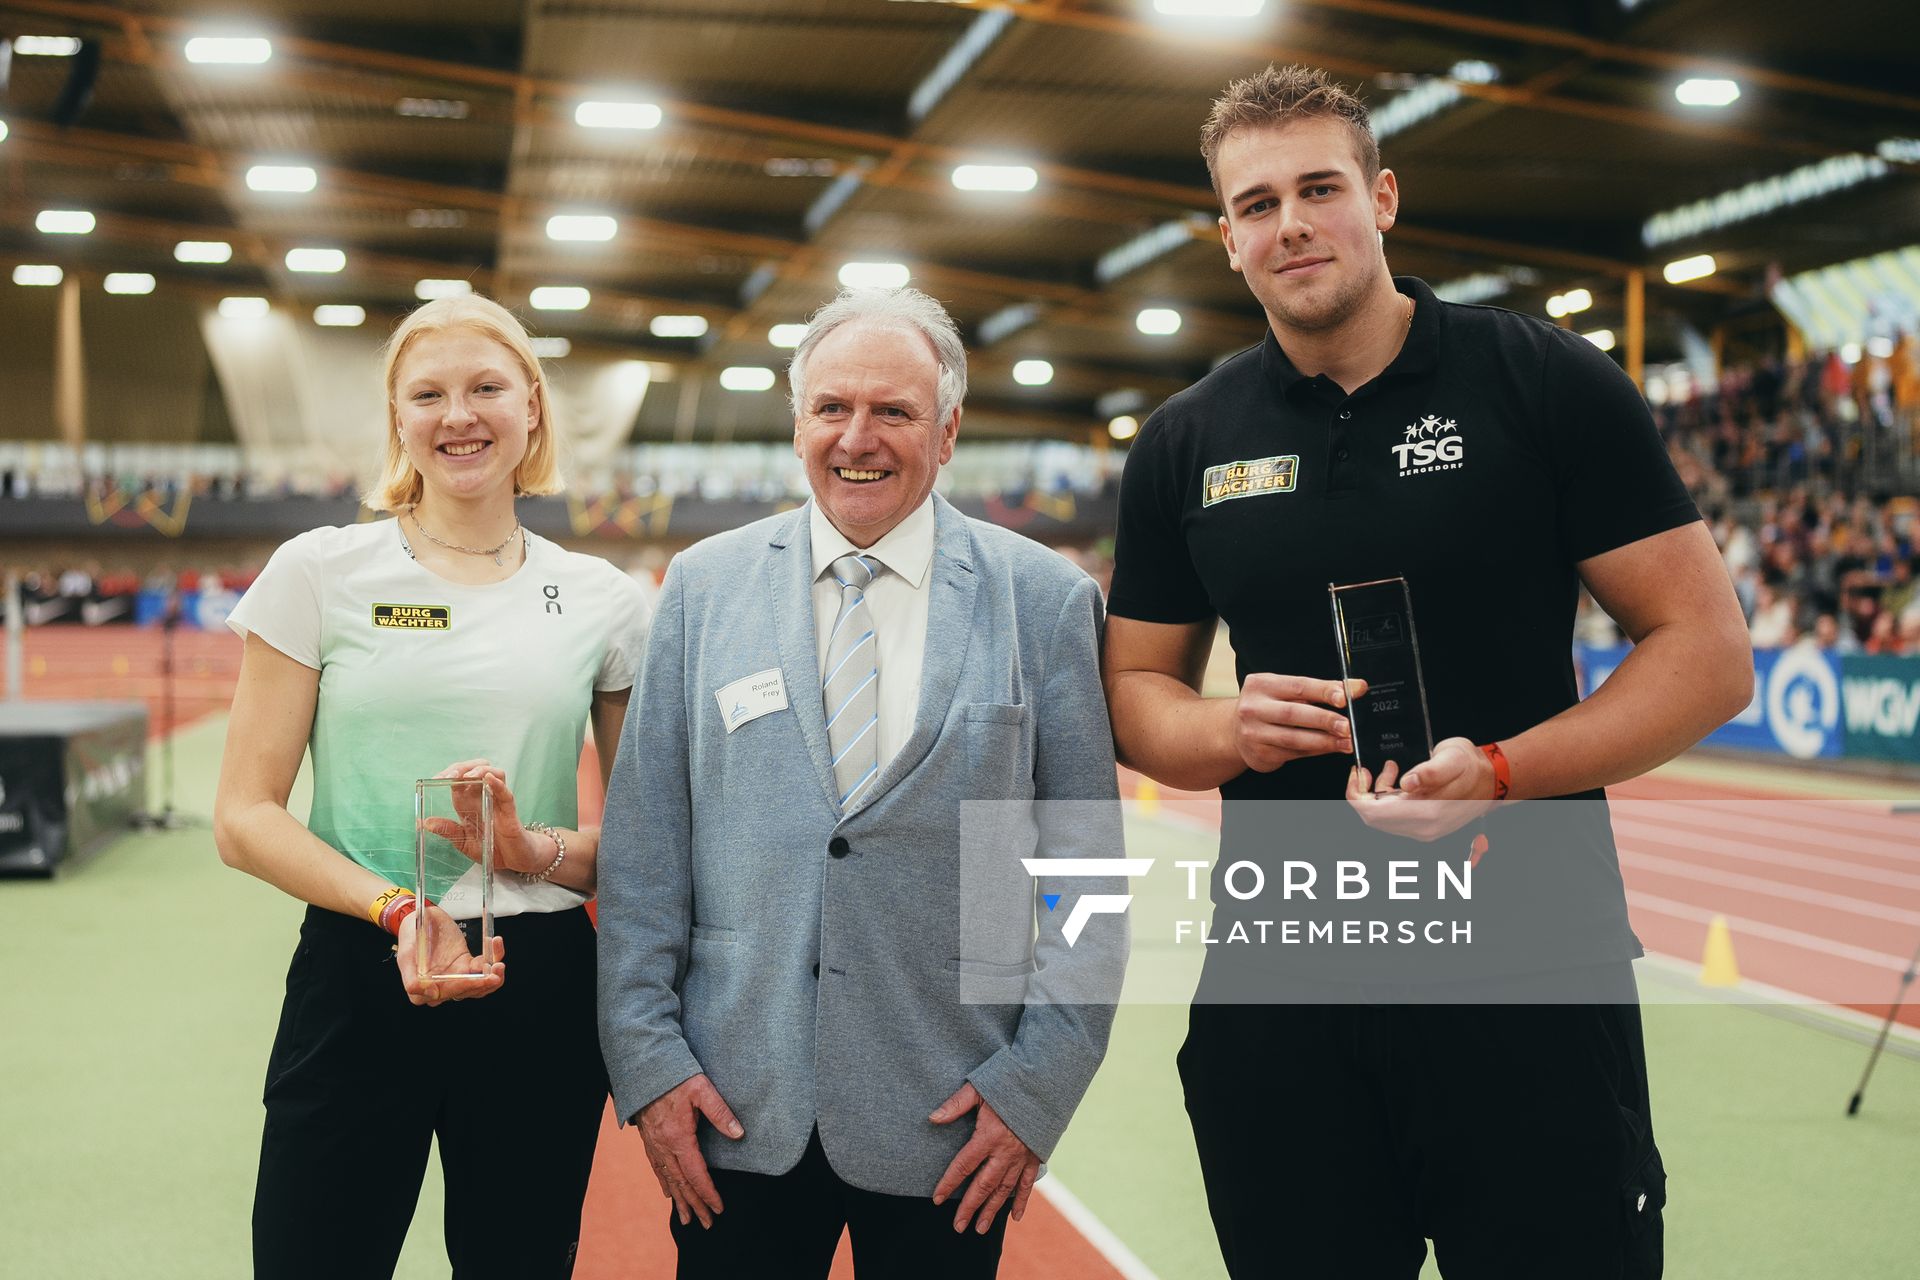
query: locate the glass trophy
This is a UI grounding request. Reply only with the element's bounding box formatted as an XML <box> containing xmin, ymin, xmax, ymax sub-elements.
<box><xmin>414</xmin><ymin>776</ymin><xmax>493</xmax><ymax>983</ymax></box>
<box><xmin>1328</xmin><ymin>577</ymin><xmax>1436</xmax><ymax>777</ymax></box>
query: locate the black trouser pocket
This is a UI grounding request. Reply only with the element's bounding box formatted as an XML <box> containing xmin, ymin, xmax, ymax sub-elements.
<box><xmin>1620</xmin><ymin>1141</ymin><xmax>1666</xmax><ymax>1279</ymax></box>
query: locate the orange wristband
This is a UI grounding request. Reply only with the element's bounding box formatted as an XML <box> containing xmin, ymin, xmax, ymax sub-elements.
<box><xmin>1478</xmin><ymin>742</ymin><xmax>1511</xmax><ymax>802</ymax></box>
<box><xmin>382</xmin><ymin>896</ymin><xmax>418</xmax><ymax>937</ymax></box>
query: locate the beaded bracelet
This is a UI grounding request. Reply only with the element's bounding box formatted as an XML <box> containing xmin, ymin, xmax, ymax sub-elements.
<box><xmin>524</xmin><ymin>822</ymin><xmax>567</xmax><ymax>884</ymax></box>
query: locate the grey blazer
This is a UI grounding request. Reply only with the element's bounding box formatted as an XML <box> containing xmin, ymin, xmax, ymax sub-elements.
<box><xmin>596</xmin><ymin>494</ymin><xmax>1128</xmax><ymax>1195</ymax></box>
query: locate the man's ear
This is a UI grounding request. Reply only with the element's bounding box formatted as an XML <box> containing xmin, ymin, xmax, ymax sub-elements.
<box><xmin>938</xmin><ymin>408</ymin><xmax>960</xmax><ymax>466</ymax></box>
<box><xmin>1373</xmin><ymin>168</ymin><xmax>1399</xmax><ymax>233</ymax></box>
<box><xmin>1219</xmin><ymin>215</ymin><xmax>1245</xmax><ymax>275</ymax></box>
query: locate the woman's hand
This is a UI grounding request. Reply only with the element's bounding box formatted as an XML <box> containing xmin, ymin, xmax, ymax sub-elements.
<box><xmin>422</xmin><ymin>759</ymin><xmax>553</xmax><ymax>877</ymax></box>
<box><xmin>396</xmin><ymin>899</ymin><xmax>506</xmax><ymax>1006</ymax></box>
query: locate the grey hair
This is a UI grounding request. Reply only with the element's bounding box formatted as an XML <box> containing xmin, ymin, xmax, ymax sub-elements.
<box><xmin>787</xmin><ymin>287</ymin><xmax>968</xmax><ymax>425</ymax></box>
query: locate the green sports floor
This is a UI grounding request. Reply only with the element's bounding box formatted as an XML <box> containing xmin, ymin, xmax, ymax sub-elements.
<box><xmin>3</xmin><ymin>714</ymin><xmax>1918</xmax><ymax>1278</ymax></box>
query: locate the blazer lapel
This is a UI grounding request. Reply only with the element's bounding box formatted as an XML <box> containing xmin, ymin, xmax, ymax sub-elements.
<box><xmin>766</xmin><ymin>504</ymin><xmax>841</xmax><ymax>811</ymax></box>
<box><xmin>848</xmin><ymin>492</ymin><xmax>977</xmax><ymax>816</ymax></box>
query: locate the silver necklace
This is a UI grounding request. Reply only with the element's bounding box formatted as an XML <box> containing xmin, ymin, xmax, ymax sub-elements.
<box><xmin>404</xmin><ymin>511</ymin><xmax>522</xmax><ymax>566</ymax></box>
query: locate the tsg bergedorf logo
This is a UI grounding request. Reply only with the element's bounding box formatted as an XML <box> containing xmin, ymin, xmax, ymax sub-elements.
<box><xmin>1020</xmin><ymin>857</ymin><xmax>1154</xmax><ymax>945</ymax></box>
<box><xmin>1392</xmin><ymin>415</ymin><xmax>1464</xmax><ymax>476</ymax></box>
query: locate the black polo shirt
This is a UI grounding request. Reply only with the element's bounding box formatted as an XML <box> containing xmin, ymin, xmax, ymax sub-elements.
<box><xmin>1110</xmin><ymin>276</ymin><xmax>1700</xmax><ymax>974</ymax></box>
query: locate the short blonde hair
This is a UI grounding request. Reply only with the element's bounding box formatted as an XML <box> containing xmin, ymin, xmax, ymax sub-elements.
<box><xmin>365</xmin><ymin>293</ymin><xmax>563</xmax><ymax>512</ymax></box>
<box><xmin>1202</xmin><ymin>64</ymin><xmax>1378</xmax><ymax>206</ymax></box>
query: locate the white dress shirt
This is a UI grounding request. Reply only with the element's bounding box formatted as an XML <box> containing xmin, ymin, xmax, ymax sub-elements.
<box><xmin>810</xmin><ymin>497</ymin><xmax>935</xmax><ymax>771</ymax></box>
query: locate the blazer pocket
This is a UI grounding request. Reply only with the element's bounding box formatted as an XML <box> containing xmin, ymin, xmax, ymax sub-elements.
<box><xmin>690</xmin><ymin>923</ymin><xmax>738</xmax><ymax>944</ymax></box>
<box><xmin>946</xmin><ymin>957</ymin><xmax>1038</xmax><ymax>977</ymax></box>
<box><xmin>960</xmin><ymin>702</ymin><xmax>1030</xmax><ymax>781</ymax></box>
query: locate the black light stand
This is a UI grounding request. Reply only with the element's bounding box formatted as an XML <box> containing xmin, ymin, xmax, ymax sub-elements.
<box><xmin>132</xmin><ymin>595</ymin><xmax>192</xmax><ymax>832</ymax></box>
<box><xmin>1847</xmin><ymin>804</ymin><xmax>1920</xmax><ymax>1116</ymax></box>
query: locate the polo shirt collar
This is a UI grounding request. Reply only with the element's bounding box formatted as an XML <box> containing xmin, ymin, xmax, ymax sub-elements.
<box><xmin>1260</xmin><ymin>274</ymin><xmax>1444</xmax><ymax>396</ymax></box>
<box><xmin>809</xmin><ymin>494</ymin><xmax>935</xmax><ymax>590</ymax></box>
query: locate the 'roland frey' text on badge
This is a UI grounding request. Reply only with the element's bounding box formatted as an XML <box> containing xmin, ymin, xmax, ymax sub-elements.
<box><xmin>372</xmin><ymin>603</ymin><xmax>452</xmax><ymax>630</ymax></box>
<box><xmin>1202</xmin><ymin>454</ymin><xmax>1299</xmax><ymax>507</ymax></box>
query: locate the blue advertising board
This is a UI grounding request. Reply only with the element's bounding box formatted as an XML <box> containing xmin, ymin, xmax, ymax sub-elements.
<box><xmin>1840</xmin><ymin>654</ymin><xmax>1920</xmax><ymax>765</ymax></box>
<box><xmin>1576</xmin><ymin>643</ymin><xmax>1845</xmax><ymax>760</ymax></box>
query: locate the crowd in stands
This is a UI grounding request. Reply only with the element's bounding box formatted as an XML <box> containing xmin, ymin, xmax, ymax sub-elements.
<box><xmin>9</xmin><ymin>345</ymin><xmax>1920</xmax><ymax>656</ymax></box>
<box><xmin>1583</xmin><ymin>343</ymin><xmax>1920</xmax><ymax>655</ymax></box>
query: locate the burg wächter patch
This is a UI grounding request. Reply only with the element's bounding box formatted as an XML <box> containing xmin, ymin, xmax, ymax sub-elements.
<box><xmin>1202</xmin><ymin>454</ymin><xmax>1299</xmax><ymax>507</ymax></box>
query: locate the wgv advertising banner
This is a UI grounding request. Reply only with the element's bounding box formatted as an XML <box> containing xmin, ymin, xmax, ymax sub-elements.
<box><xmin>1840</xmin><ymin>655</ymin><xmax>1920</xmax><ymax>765</ymax></box>
<box><xmin>1576</xmin><ymin>643</ymin><xmax>1845</xmax><ymax>760</ymax></box>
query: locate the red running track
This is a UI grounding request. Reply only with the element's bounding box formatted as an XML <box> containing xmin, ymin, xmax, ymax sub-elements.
<box><xmin>1116</xmin><ymin>768</ymin><xmax>1920</xmax><ymax>1030</ymax></box>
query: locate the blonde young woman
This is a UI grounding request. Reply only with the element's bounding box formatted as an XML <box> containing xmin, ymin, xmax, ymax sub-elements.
<box><xmin>214</xmin><ymin>295</ymin><xmax>647</xmax><ymax>1278</ymax></box>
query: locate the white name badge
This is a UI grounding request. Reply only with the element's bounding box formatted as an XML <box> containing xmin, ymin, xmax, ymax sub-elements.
<box><xmin>715</xmin><ymin>668</ymin><xmax>789</xmax><ymax>734</ymax></box>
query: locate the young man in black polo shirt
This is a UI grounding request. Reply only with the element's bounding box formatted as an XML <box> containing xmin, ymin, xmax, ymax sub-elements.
<box><xmin>1104</xmin><ymin>65</ymin><xmax>1751</xmax><ymax>1278</ymax></box>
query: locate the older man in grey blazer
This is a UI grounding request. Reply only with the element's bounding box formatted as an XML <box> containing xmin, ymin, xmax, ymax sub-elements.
<box><xmin>597</xmin><ymin>287</ymin><xmax>1128</xmax><ymax>1279</ymax></box>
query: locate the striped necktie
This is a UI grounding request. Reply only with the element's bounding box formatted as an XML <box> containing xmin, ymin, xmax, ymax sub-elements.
<box><xmin>823</xmin><ymin>553</ymin><xmax>880</xmax><ymax>809</ymax></box>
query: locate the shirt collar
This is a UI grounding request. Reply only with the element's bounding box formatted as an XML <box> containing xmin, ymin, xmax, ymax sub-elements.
<box><xmin>1261</xmin><ymin>274</ymin><xmax>1443</xmax><ymax>397</ymax></box>
<box><xmin>810</xmin><ymin>495</ymin><xmax>936</xmax><ymax>590</ymax></box>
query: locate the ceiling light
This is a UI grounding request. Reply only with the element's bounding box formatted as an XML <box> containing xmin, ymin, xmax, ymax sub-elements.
<box><xmin>720</xmin><ymin>366</ymin><xmax>776</xmax><ymax>392</ymax></box>
<box><xmin>649</xmin><ymin>315</ymin><xmax>709</xmax><ymax>338</ymax></box>
<box><xmin>312</xmin><ymin>305</ymin><xmax>365</xmax><ymax>327</ymax></box>
<box><xmin>285</xmin><ymin>247</ymin><xmax>346</xmax><ymax>273</ymax></box>
<box><xmin>546</xmin><ymin>214</ymin><xmax>617</xmax><ymax>242</ymax></box>
<box><xmin>1583</xmin><ymin>329</ymin><xmax>1617</xmax><ymax>351</ymax></box>
<box><xmin>414</xmin><ymin>278</ymin><xmax>472</xmax><ymax>300</ymax></box>
<box><xmin>575</xmin><ymin>101</ymin><xmax>662</xmax><ymax>130</ymax></box>
<box><xmin>531</xmin><ymin>337</ymin><xmax>572</xmax><ymax>358</ymax></box>
<box><xmin>218</xmin><ymin>296</ymin><xmax>269</xmax><ymax>319</ymax></box>
<box><xmin>1867</xmin><ymin>337</ymin><xmax>1895</xmax><ymax>360</ymax></box>
<box><xmin>13</xmin><ymin>265</ymin><xmax>63</xmax><ymax>287</ymax></box>
<box><xmin>174</xmin><ymin>240</ymin><xmax>233</xmax><ymax>263</ymax></box>
<box><xmin>1136</xmin><ymin>308</ymin><xmax>1183</xmax><ymax>335</ymax></box>
<box><xmin>838</xmin><ymin>261</ymin><xmax>911</xmax><ymax>289</ymax></box>
<box><xmin>1449</xmin><ymin>60</ymin><xmax>1500</xmax><ymax>84</ymax></box>
<box><xmin>185</xmin><ymin>36</ymin><xmax>272</xmax><ymax>65</ymax></box>
<box><xmin>1013</xmin><ymin>359</ymin><xmax>1054</xmax><ymax>386</ymax></box>
<box><xmin>1839</xmin><ymin>342</ymin><xmax>1862</xmax><ymax>365</ymax></box>
<box><xmin>764</xmin><ymin>158</ymin><xmax>839</xmax><ymax>178</ymax></box>
<box><xmin>246</xmin><ymin>164</ymin><xmax>317</xmax><ymax>193</ymax></box>
<box><xmin>395</xmin><ymin>98</ymin><xmax>469</xmax><ymax>119</ymax></box>
<box><xmin>1642</xmin><ymin>152</ymin><xmax>1891</xmax><ymax>248</ymax></box>
<box><xmin>406</xmin><ymin>209</ymin><xmax>467</xmax><ymax>229</ymax></box>
<box><xmin>768</xmin><ymin>323</ymin><xmax>807</xmax><ymax>348</ymax></box>
<box><xmin>1675</xmin><ymin>78</ymin><xmax>1740</xmax><ymax>108</ymax></box>
<box><xmin>1546</xmin><ymin>288</ymin><xmax>1594</xmax><ymax>318</ymax></box>
<box><xmin>0</xmin><ymin>121</ymin><xmax>9</xmax><ymax>143</ymax></box>
<box><xmin>1108</xmin><ymin>415</ymin><xmax>1140</xmax><ymax>441</ymax></box>
<box><xmin>103</xmin><ymin>273</ymin><xmax>156</xmax><ymax>295</ymax></box>
<box><xmin>1663</xmin><ymin>254</ymin><xmax>1717</xmax><ymax>284</ymax></box>
<box><xmin>14</xmin><ymin>36</ymin><xmax>82</xmax><ymax>56</ymax></box>
<box><xmin>36</xmin><ymin>209</ymin><xmax>95</xmax><ymax>234</ymax></box>
<box><xmin>1153</xmin><ymin>0</ymin><xmax>1265</xmax><ymax>16</ymax></box>
<box><xmin>951</xmin><ymin>165</ymin><xmax>1038</xmax><ymax>192</ymax></box>
<box><xmin>529</xmin><ymin>286</ymin><xmax>590</xmax><ymax>311</ymax></box>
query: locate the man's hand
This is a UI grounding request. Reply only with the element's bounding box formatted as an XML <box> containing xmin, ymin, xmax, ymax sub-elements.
<box><xmin>1345</xmin><ymin>736</ymin><xmax>1496</xmax><ymax>842</ymax></box>
<box><xmin>1231</xmin><ymin>674</ymin><xmax>1366</xmax><ymax>773</ymax></box>
<box><xmin>637</xmin><ymin>1073</ymin><xmax>745</xmax><ymax>1229</ymax></box>
<box><xmin>930</xmin><ymin>1083</ymin><xmax>1041</xmax><ymax>1234</ymax></box>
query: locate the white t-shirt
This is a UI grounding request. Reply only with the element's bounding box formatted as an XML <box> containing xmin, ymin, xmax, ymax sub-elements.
<box><xmin>228</xmin><ymin>519</ymin><xmax>649</xmax><ymax>916</ymax></box>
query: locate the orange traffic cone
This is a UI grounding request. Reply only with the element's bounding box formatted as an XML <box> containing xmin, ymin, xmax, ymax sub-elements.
<box><xmin>1700</xmin><ymin>914</ymin><xmax>1740</xmax><ymax>988</ymax></box>
<box><xmin>1134</xmin><ymin>776</ymin><xmax>1162</xmax><ymax>818</ymax></box>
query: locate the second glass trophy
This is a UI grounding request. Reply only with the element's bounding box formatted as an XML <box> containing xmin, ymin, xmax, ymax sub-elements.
<box><xmin>414</xmin><ymin>776</ymin><xmax>494</xmax><ymax>982</ymax></box>
<box><xmin>1328</xmin><ymin>577</ymin><xmax>1436</xmax><ymax>777</ymax></box>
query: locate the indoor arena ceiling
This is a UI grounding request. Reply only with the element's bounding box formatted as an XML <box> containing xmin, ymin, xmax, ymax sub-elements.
<box><xmin>0</xmin><ymin>0</ymin><xmax>1916</xmax><ymax>442</ymax></box>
